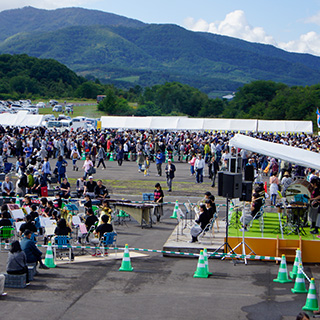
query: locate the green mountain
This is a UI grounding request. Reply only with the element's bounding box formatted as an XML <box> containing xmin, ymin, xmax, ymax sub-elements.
<box><xmin>1</xmin><ymin>7</ymin><xmax>320</xmax><ymax>95</ymax></box>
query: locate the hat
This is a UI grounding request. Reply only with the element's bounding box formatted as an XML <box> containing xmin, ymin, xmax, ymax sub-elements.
<box><xmin>88</xmin><ymin>176</ymin><xmax>93</xmax><ymax>179</ymax></box>
<box><xmin>284</xmin><ymin>171</ymin><xmax>290</xmax><ymax>177</ymax></box>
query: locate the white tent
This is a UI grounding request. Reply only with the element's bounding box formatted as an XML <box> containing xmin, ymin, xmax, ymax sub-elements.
<box><xmin>229</xmin><ymin>134</ymin><xmax>320</xmax><ymax>170</ymax></box>
<box><xmin>0</xmin><ymin>111</ymin><xmax>44</xmax><ymax>127</ymax></box>
<box><xmin>257</xmin><ymin>120</ymin><xmax>312</xmax><ymax>134</ymax></box>
<box><xmin>203</xmin><ymin>118</ymin><xmax>257</xmax><ymax>132</ymax></box>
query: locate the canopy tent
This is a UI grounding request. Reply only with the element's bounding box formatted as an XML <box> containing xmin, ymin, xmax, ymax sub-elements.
<box><xmin>0</xmin><ymin>111</ymin><xmax>44</xmax><ymax>127</ymax></box>
<box><xmin>257</xmin><ymin>120</ymin><xmax>313</xmax><ymax>134</ymax></box>
<box><xmin>101</xmin><ymin>116</ymin><xmax>312</xmax><ymax>133</ymax></box>
<box><xmin>229</xmin><ymin>134</ymin><xmax>320</xmax><ymax>170</ymax></box>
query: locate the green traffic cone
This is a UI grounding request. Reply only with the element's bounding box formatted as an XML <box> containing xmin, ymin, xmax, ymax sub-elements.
<box><xmin>290</xmin><ymin>248</ymin><xmax>302</xmax><ymax>279</ymax></box>
<box><xmin>203</xmin><ymin>248</ymin><xmax>212</xmax><ymax>276</ymax></box>
<box><xmin>110</xmin><ymin>153</ymin><xmax>114</xmax><ymax>161</ymax></box>
<box><xmin>44</xmin><ymin>242</ymin><xmax>56</xmax><ymax>268</ymax></box>
<box><xmin>193</xmin><ymin>250</ymin><xmax>208</xmax><ymax>278</ymax></box>
<box><xmin>170</xmin><ymin>200</ymin><xmax>179</xmax><ymax>219</ymax></box>
<box><xmin>128</xmin><ymin>152</ymin><xmax>131</xmax><ymax>160</ymax></box>
<box><xmin>291</xmin><ymin>264</ymin><xmax>308</xmax><ymax>294</ymax></box>
<box><xmin>273</xmin><ymin>255</ymin><xmax>292</xmax><ymax>283</ymax></box>
<box><xmin>302</xmin><ymin>278</ymin><xmax>319</xmax><ymax>311</ymax></box>
<box><xmin>81</xmin><ymin>151</ymin><xmax>86</xmax><ymax>160</ymax></box>
<box><xmin>119</xmin><ymin>244</ymin><xmax>133</xmax><ymax>272</ymax></box>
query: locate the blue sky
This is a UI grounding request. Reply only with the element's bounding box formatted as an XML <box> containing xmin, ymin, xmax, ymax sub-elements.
<box><xmin>2</xmin><ymin>0</ymin><xmax>320</xmax><ymax>55</ymax></box>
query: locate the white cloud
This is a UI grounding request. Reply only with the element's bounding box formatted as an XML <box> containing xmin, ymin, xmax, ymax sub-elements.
<box><xmin>305</xmin><ymin>11</ymin><xmax>320</xmax><ymax>26</ymax></box>
<box><xmin>0</xmin><ymin>1</ymin><xmax>85</xmax><ymax>11</ymax></box>
<box><xmin>279</xmin><ymin>31</ymin><xmax>320</xmax><ymax>56</ymax></box>
<box><xmin>184</xmin><ymin>10</ymin><xmax>276</xmax><ymax>46</ymax></box>
<box><xmin>184</xmin><ymin>10</ymin><xmax>320</xmax><ymax>57</ymax></box>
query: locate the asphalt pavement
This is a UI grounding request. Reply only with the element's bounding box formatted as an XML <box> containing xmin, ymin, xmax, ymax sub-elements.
<box><xmin>1</xmin><ymin>157</ymin><xmax>320</xmax><ymax>319</ymax></box>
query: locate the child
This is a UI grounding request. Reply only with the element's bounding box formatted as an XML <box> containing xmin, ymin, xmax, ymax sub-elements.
<box><xmin>144</xmin><ymin>156</ymin><xmax>150</xmax><ymax>176</ymax></box>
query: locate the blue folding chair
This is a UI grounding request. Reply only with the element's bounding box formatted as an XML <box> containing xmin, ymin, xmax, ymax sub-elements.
<box><xmin>52</xmin><ymin>235</ymin><xmax>73</xmax><ymax>262</ymax></box>
<box><xmin>99</xmin><ymin>232</ymin><xmax>117</xmax><ymax>256</ymax></box>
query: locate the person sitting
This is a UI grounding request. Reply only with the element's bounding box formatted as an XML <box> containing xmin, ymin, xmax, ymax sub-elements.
<box><xmin>23</xmin><ymin>195</ymin><xmax>32</xmax><ymax>208</ymax></box>
<box><xmin>76</xmin><ymin>177</ymin><xmax>86</xmax><ymax>198</ymax></box>
<box><xmin>59</xmin><ymin>177</ymin><xmax>71</xmax><ymax>199</ymax></box>
<box><xmin>19</xmin><ymin>214</ymin><xmax>37</xmax><ymax>236</ymax></box>
<box><xmin>83</xmin><ymin>176</ymin><xmax>97</xmax><ymax>198</ymax></box>
<box><xmin>205</xmin><ymin>199</ymin><xmax>216</xmax><ymax>220</ymax></box>
<box><xmin>94</xmin><ymin>180</ymin><xmax>109</xmax><ymax>201</ymax></box>
<box><xmin>99</xmin><ymin>200</ymin><xmax>112</xmax><ymax>224</ymax></box>
<box><xmin>1</xmin><ymin>175</ymin><xmax>15</xmax><ymax>197</ymax></box>
<box><xmin>45</xmin><ymin>201</ymin><xmax>60</xmax><ymax>220</ymax></box>
<box><xmin>0</xmin><ymin>208</ymin><xmax>12</xmax><ymax>227</ymax></box>
<box><xmin>190</xmin><ymin>204</ymin><xmax>210</xmax><ymax>243</ymax></box>
<box><xmin>80</xmin><ymin>194</ymin><xmax>92</xmax><ymax>214</ymax></box>
<box><xmin>29</xmin><ymin>204</ymin><xmax>39</xmax><ymax>221</ymax></box>
<box><xmin>90</xmin><ymin>214</ymin><xmax>113</xmax><ymax>256</ymax></box>
<box><xmin>85</xmin><ymin>208</ymin><xmax>98</xmax><ymax>239</ymax></box>
<box><xmin>6</xmin><ymin>240</ymin><xmax>29</xmax><ymax>285</ymax></box>
<box><xmin>54</xmin><ymin>218</ymin><xmax>72</xmax><ymax>236</ymax></box>
<box><xmin>53</xmin><ymin>193</ymin><xmax>63</xmax><ymax>210</ymax></box>
<box><xmin>20</xmin><ymin>230</ymin><xmax>49</xmax><ymax>269</ymax></box>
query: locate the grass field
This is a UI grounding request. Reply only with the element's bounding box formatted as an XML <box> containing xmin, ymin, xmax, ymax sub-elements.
<box><xmin>38</xmin><ymin>103</ymin><xmax>106</xmax><ymax>119</ymax></box>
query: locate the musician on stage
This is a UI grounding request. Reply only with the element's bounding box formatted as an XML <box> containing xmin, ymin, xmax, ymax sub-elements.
<box><xmin>309</xmin><ymin>177</ymin><xmax>320</xmax><ymax>234</ymax></box>
<box><xmin>190</xmin><ymin>204</ymin><xmax>210</xmax><ymax>243</ymax></box>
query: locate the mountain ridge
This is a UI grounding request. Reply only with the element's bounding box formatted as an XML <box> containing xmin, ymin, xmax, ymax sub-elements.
<box><xmin>1</xmin><ymin>6</ymin><xmax>320</xmax><ymax>94</ymax></box>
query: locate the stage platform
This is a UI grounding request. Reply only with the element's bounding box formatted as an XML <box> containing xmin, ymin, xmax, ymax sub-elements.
<box><xmin>163</xmin><ymin>211</ymin><xmax>320</xmax><ymax>263</ymax></box>
<box><xmin>162</xmin><ymin>218</ymin><xmax>225</xmax><ymax>257</ymax></box>
<box><xmin>228</xmin><ymin>211</ymin><xmax>320</xmax><ymax>263</ymax></box>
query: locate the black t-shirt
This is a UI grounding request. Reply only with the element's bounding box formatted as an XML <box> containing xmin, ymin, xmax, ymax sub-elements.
<box><xmin>54</xmin><ymin>226</ymin><xmax>71</xmax><ymax>236</ymax></box>
<box><xmin>84</xmin><ymin>199</ymin><xmax>92</xmax><ymax>211</ymax></box>
<box><xmin>0</xmin><ymin>218</ymin><xmax>12</xmax><ymax>227</ymax></box>
<box><xmin>96</xmin><ymin>223</ymin><xmax>113</xmax><ymax>238</ymax></box>
<box><xmin>94</xmin><ymin>185</ymin><xmax>108</xmax><ymax>197</ymax></box>
<box><xmin>85</xmin><ymin>215</ymin><xmax>98</xmax><ymax>229</ymax></box>
<box><xmin>20</xmin><ymin>221</ymin><xmax>37</xmax><ymax>233</ymax></box>
<box><xmin>60</xmin><ymin>182</ymin><xmax>70</xmax><ymax>191</ymax></box>
<box><xmin>196</xmin><ymin>211</ymin><xmax>210</xmax><ymax>230</ymax></box>
<box><xmin>86</xmin><ymin>181</ymin><xmax>97</xmax><ymax>193</ymax></box>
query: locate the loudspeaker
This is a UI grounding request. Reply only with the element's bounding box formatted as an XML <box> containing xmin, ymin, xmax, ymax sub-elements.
<box><xmin>244</xmin><ymin>165</ymin><xmax>254</xmax><ymax>181</ymax></box>
<box><xmin>218</xmin><ymin>171</ymin><xmax>224</xmax><ymax>197</ymax></box>
<box><xmin>230</xmin><ymin>158</ymin><xmax>242</xmax><ymax>173</ymax></box>
<box><xmin>218</xmin><ymin>171</ymin><xmax>242</xmax><ymax>198</ymax></box>
<box><xmin>240</xmin><ymin>181</ymin><xmax>253</xmax><ymax>201</ymax></box>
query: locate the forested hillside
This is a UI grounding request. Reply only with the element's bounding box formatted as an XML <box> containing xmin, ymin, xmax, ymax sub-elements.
<box><xmin>1</xmin><ymin>7</ymin><xmax>320</xmax><ymax>95</ymax></box>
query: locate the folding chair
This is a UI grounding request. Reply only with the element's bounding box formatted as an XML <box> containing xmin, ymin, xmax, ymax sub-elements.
<box><xmin>249</xmin><ymin>200</ymin><xmax>265</xmax><ymax>235</ymax></box>
<box><xmin>99</xmin><ymin>231</ymin><xmax>117</xmax><ymax>256</ymax></box>
<box><xmin>52</xmin><ymin>235</ymin><xmax>73</xmax><ymax>262</ymax></box>
<box><xmin>0</xmin><ymin>226</ymin><xmax>14</xmax><ymax>251</ymax></box>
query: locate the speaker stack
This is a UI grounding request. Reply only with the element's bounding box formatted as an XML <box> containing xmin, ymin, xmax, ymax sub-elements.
<box><xmin>218</xmin><ymin>172</ymin><xmax>242</xmax><ymax>198</ymax></box>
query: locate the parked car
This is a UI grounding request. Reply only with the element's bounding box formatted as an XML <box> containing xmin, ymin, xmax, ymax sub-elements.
<box><xmin>36</xmin><ymin>102</ymin><xmax>46</xmax><ymax>108</ymax></box>
<box><xmin>49</xmin><ymin>100</ymin><xmax>59</xmax><ymax>106</ymax></box>
<box><xmin>52</xmin><ymin>105</ymin><xmax>63</xmax><ymax>112</ymax></box>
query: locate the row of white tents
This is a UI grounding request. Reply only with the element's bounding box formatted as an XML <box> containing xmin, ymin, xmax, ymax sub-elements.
<box><xmin>101</xmin><ymin>116</ymin><xmax>313</xmax><ymax>134</ymax></box>
<box><xmin>0</xmin><ymin>113</ymin><xmax>313</xmax><ymax>134</ymax></box>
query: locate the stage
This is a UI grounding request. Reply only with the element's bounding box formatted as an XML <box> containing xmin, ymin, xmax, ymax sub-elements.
<box><xmin>162</xmin><ymin>210</ymin><xmax>320</xmax><ymax>263</ymax></box>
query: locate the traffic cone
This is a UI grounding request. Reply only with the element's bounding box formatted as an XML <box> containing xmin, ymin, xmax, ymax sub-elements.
<box><xmin>273</xmin><ymin>255</ymin><xmax>292</xmax><ymax>283</ymax></box>
<box><xmin>81</xmin><ymin>151</ymin><xmax>86</xmax><ymax>160</ymax></box>
<box><xmin>203</xmin><ymin>248</ymin><xmax>212</xmax><ymax>276</ymax></box>
<box><xmin>291</xmin><ymin>264</ymin><xmax>308</xmax><ymax>294</ymax></box>
<box><xmin>44</xmin><ymin>241</ymin><xmax>56</xmax><ymax>268</ymax></box>
<box><xmin>302</xmin><ymin>278</ymin><xmax>319</xmax><ymax>311</ymax></box>
<box><xmin>193</xmin><ymin>250</ymin><xmax>208</xmax><ymax>278</ymax></box>
<box><xmin>290</xmin><ymin>248</ymin><xmax>302</xmax><ymax>279</ymax></box>
<box><xmin>119</xmin><ymin>244</ymin><xmax>133</xmax><ymax>272</ymax></box>
<box><xmin>15</xmin><ymin>195</ymin><xmax>20</xmax><ymax>206</ymax></box>
<box><xmin>170</xmin><ymin>200</ymin><xmax>179</xmax><ymax>219</ymax></box>
<box><xmin>110</xmin><ymin>153</ymin><xmax>114</xmax><ymax>161</ymax></box>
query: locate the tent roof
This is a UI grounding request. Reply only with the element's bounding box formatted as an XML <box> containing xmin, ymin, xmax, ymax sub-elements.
<box><xmin>229</xmin><ymin>134</ymin><xmax>320</xmax><ymax>170</ymax></box>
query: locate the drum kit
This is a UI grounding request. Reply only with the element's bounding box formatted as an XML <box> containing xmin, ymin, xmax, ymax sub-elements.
<box><xmin>279</xmin><ymin>179</ymin><xmax>312</xmax><ymax>236</ymax></box>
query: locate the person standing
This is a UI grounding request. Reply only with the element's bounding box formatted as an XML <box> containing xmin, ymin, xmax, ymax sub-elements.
<box><xmin>154</xmin><ymin>183</ymin><xmax>164</xmax><ymax>222</ymax></box>
<box><xmin>70</xmin><ymin>146</ymin><xmax>80</xmax><ymax>171</ymax></box>
<box><xmin>195</xmin><ymin>154</ymin><xmax>205</xmax><ymax>184</ymax></box>
<box><xmin>208</xmin><ymin>155</ymin><xmax>219</xmax><ymax>188</ymax></box>
<box><xmin>155</xmin><ymin>149</ymin><xmax>164</xmax><ymax>177</ymax></box>
<box><xmin>165</xmin><ymin>159</ymin><xmax>176</xmax><ymax>192</ymax></box>
<box><xmin>82</xmin><ymin>155</ymin><xmax>94</xmax><ymax>179</ymax></box>
<box><xmin>116</xmin><ymin>145</ymin><xmax>124</xmax><ymax>166</ymax></box>
<box><xmin>269</xmin><ymin>172</ymin><xmax>279</xmax><ymax>206</ymax></box>
<box><xmin>55</xmin><ymin>155</ymin><xmax>68</xmax><ymax>183</ymax></box>
<box><xmin>96</xmin><ymin>145</ymin><xmax>106</xmax><ymax>170</ymax></box>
